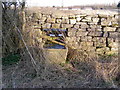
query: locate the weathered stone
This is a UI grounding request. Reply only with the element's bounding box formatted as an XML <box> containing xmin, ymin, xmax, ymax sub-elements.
<box><xmin>51</xmin><ymin>24</ymin><xmax>60</xmax><ymax>28</ymax></box>
<box><xmin>96</xmin><ymin>47</ymin><xmax>110</xmax><ymax>55</ymax></box>
<box><xmin>94</xmin><ymin>42</ymin><xmax>106</xmax><ymax>47</ymax></box>
<box><xmin>41</xmin><ymin>17</ymin><xmax>47</xmax><ymax>22</ymax></box>
<box><xmin>73</xmin><ymin>24</ymin><xmax>80</xmax><ymax>28</ymax></box>
<box><xmin>33</xmin><ymin>25</ymin><xmax>42</xmax><ymax>29</ymax></box>
<box><xmin>88</xmin><ymin>31</ymin><xmax>103</xmax><ymax>36</ymax></box>
<box><xmin>62</xmin><ymin>16</ymin><xmax>68</xmax><ymax>19</ymax></box>
<box><xmin>81</xmin><ymin>36</ymin><xmax>92</xmax><ymax>41</ymax></box>
<box><xmin>81</xmin><ymin>42</ymin><xmax>93</xmax><ymax>46</ymax></box>
<box><xmin>41</xmin><ymin>23</ymin><xmax>51</xmax><ymax>29</ymax></box>
<box><xmin>112</xmin><ymin>22</ymin><xmax>119</xmax><ymax>27</ymax></box>
<box><xmin>76</xmin><ymin>31</ymin><xmax>88</xmax><ymax>36</ymax></box>
<box><xmin>43</xmin><ymin>49</ymin><xmax>68</xmax><ymax>64</ymax></box>
<box><xmin>61</xmin><ymin>24</ymin><xmax>73</xmax><ymax>28</ymax></box>
<box><xmin>93</xmin><ymin>37</ymin><xmax>106</xmax><ymax>47</ymax></box>
<box><xmin>33</xmin><ymin>13</ymin><xmax>42</xmax><ymax>19</ymax></box>
<box><xmin>109</xmin><ymin>42</ymin><xmax>118</xmax><ymax>48</ymax></box>
<box><xmin>68</xmin><ymin>28</ymin><xmax>77</xmax><ymax>37</ymax></box>
<box><xmin>80</xmin><ymin>42</ymin><xmax>94</xmax><ymax>50</ymax></box>
<box><xmin>69</xmin><ymin>15</ymin><xmax>76</xmax><ymax>19</ymax></box>
<box><xmin>53</xmin><ymin>15</ymin><xmax>62</xmax><ymax>18</ymax></box>
<box><xmin>69</xmin><ymin>19</ymin><xmax>76</xmax><ymax>24</ymax></box>
<box><xmin>101</xmin><ymin>18</ymin><xmax>112</xmax><ymax>26</ymax></box>
<box><xmin>90</xmin><ymin>25</ymin><xmax>102</xmax><ymax>29</ymax></box>
<box><xmin>109</xmin><ymin>32</ymin><xmax>118</xmax><ymax>38</ymax></box>
<box><xmin>68</xmin><ymin>31</ymin><xmax>76</xmax><ymax>37</ymax></box>
<box><xmin>56</xmin><ymin>19</ymin><xmax>62</xmax><ymax>23</ymax></box>
<box><xmin>111</xmin><ymin>47</ymin><xmax>118</xmax><ymax>52</ymax></box>
<box><xmin>103</xmin><ymin>32</ymin><xmax>109</xmax><ymax>37</ymax></box>
<box><xmin>84</xmin><ymin>16</ymin><xmax>92</xmax><ymax>22</ymax></box>
<box><xmin>93</xmin><ymin>37</ymin><xmax>106</xmax><ymax>42</ymax></box>
<box><xmin>76</xmin><ymin>17</ymin><xmax>82</xmax><ymax>22</ymax></box>
<box><xmin>92</xmin><ymin>18</ymin><xmax>99</xmax><ymax>24</ymax></box>
<box><xmin>103</xmin><ymin>27</ymin><xmax>116</xmax><ymax>31</ymax></box>
<box><xmin>62</xmin><ymin>19</ymin><xmax>69</xmax><ymax>24</ymax></box>
<box><xmin>98</xmin><ymin>14</ymin><xmax>109</xmax><ymax>18</ymax></box>
<box><xmin>46</xmin><ymin>18</ymin><xmax>56</xmax><ymax>23</ymax></box>
<box><xmin>105</xmin><ymin>51</ymin><xmax>118</xmax><ymax>55</ymax></box>
<box><xmin>80</xmin><ymin>22</ymin><xmax>89</xmax><ymax>28</ymax></box>
<box><xmin>65</xmin><ymin>37</ymin><xmax>76</xmax><ymax>43</ymax></box>
<box><xmin>78</xmin><ymin>28</ymin><xmax>87</xmax><ymax>31</ymax></box>
<box><xmin>87</xmin><ymin>28</ymin><xmax>96</xmax><ymax>31</ymax></box>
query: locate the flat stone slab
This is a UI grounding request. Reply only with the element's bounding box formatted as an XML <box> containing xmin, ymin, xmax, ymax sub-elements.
<box><xmin>43</xmin><ymin>49</ymin><xmax>68</xmax><ymax>64</ymax></box>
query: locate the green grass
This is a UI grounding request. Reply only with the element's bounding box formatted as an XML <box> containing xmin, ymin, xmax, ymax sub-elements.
<box><xmin>2</xmin><ymin>53</ymin><xmax>20</xmax><ymax>66</ymax></box>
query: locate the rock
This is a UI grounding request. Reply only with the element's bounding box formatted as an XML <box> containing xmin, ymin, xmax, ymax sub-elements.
<box><xmin>41</xmin><ymin>23</ymin><xmax>51</xmax><ymax>29</ymax></box>
<box><xmin>68</xmin><ymin>28</ymin><xmax>77</xmax><ymax>37</ymax></box>
<box><xmin>109</xmin><ymin>32</ymin><xmax>118</xmax><ymax>38</ymax></box>
<box><xmin>78</xmin><ymin>28</ymin><xmax>87</xmax><ymax>31</ymax></box>
<box><xmin>76</xmin><ymin>17</ymin><xmax>82</xmax><ymax>22</ymax></box>
<box><xmin>69</xmin><ymin>15</ymin><xmax>76</xmax><ymax>19</ymax></box>
<box><xmin>101</xmin><ymin>18</ymin><xmax>112</xmax><ymax>26</ymax></box>
<box><xmin>56</xmin><ymin>19</ymin><xmax>62</xmax><ymax>23</ymax></box>
<box><xmin>73</xmin><ymin>24</ymin><xmax>80</xmax><ymax>28</ymax></box>
<box><xmin>61</xmin><ymin>19</ymin><xmax>69</xmax><ymax>24</ymax></box>
<box><xmin>84</xmin><ymin>16</ymin><xmax>92</xmax><ymax>22</ymax></box>
<box><xmin>96</xmin><ymin>47</ymin><xmax>110</xmax><ymax>55</ymax></box>
<box><xmin>61</xmin><ymin>24</ymin><xmax>73</xmax><ymax>28</ymax></box>
<box><xmin>69</xmin><ymin>19</ymin><xmax>76</xmax><ymax>24</ymax></box>
<box><xmin>103</xmin><ymin>32</ymin><xmax>109</xmax><ymax>37</ymax></box>
<box><xmin>92</xmin><ymin>18</ymin><xmax>99</xmax><ymax>24</ymax></box>
<box><xmin>46</xmin><ymin>18</ymin><xmax>56</xmax><ymax>23</ymax></box>
<box><xmin>80</xmin><ymin>36</ymin><xmax>92</xmax><ymax>41</ymax></box>
<box><xmin>79</xmin><ymin>22</ymin><xmax>89</xmax><ymax>29</ymax></box>
<box><xmin>103</xmin><ymin>27</ymin><xmax>116</xmax><ymax>31</ymax></box>
<box><xmin>76</xmin><ymin>31</ymin><xmax>88</xmax><ymax>36</ymax></box>
<box><xmin>33</xmin><ymin>13</ymin><xmax>42</xmax><ymax>19</ymax></box>
<box><xmin>109</xmin><ymin>42</ymin><xmax>118</xmax><ymax>48</ymax></box>
<box><xmin>51</xmin><ymin>24</ymin><xmax>60</xmax><ymax>28</ymax></box>
<box><xmin>88</xmin><ymin>31</ymin><xmax>103</xmax><ymax>36</ymax></box>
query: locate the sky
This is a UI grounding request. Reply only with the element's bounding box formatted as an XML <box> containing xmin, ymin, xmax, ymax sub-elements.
<box><xmin>26</xmin><ymin>0</ymin><xmax>120</xmax><ymax>7</ymax></box>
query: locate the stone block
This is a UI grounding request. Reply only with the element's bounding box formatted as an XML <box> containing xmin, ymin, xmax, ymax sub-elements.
<box><xmin>84</xmin><ymin>16</ymin><xmax>92</xmax><ymax>22</ymax></box>
<box><xmin>76</xmin><ymin>17</ymin><xmax>82</xmax><ymax>22</ymax></box>
<box><xmin>80</xmin><ymin>23</ymin><xmax>89</xmax><ymax>29</ymax></box>
<box><xmin>103</xmin><ymin>27</ymin><xmax>116</xmax><ymax>31</ymax></box>
<box><xmin>103</xmin><ymin>32</ymin><xmax>109</xmax><ymax>37</ymax></box>
<box><xmin>33</xmin><ymin>13</ymin><xmax>42</xmax><ymax>19</ymax></box>
<box><xmin>73</xmin><ymin>24</ymin><xmax>80</xmax><ymax>28</ymax></box>
<box><xmin>69</xmin><ymin>19</ymin><xmax>76</xmax><ymax>24</ymax></box>
<box><xmin>109</xmin><ymin>42</ymin><xmax>118</xmax><ymax>48</ymax></box>
<box><xmin>78</xmin><ymin>28</ymin><xmax>87</xmax><ymax>31</ymax></box>
<box><xmin>43</xmin><ymin>49</ymin><xmax>68</xmax><ymax>64</ymax></box>
<box><xmin>61</xmin><ymin>24</ymin><xmax>73</xmax><ymax>28</ymax></box>
<box><xmin>88</xmin><ymin>31</ymin><xmax>103</xmax><ymax>36</ymax></box>
<box><xmin>69</xmin><ymin>15</ymin><xmax>76</xmax><ymax>19</ymax></box>
<box><xmin>92</xmin><ymin>18</ymin><xmax>99</xmax><ymax>24</ymax></box>
<box><xmin>56</xmin><ymin>19</ymin><xmax>62</xmax><ymax>23</ymax></box>
<box><xmin>61</xmin><ymin>19</ymin><xmax>69</xmax><ymax>24</ymax></box>
<box><xmin>96</xmin><ymin>47</ymin><xmax>110</xmax><ymax>55</ymax></box>
<box><xmin>76</xmin><ymin>31</ymin><xmax>88</xmax><ymax>36</ymax></box>
<box><xmin>46</xmin><ymin>18</ymin><xmax>56</xmax><ymax>23</ymax></box>
<box><xmin>51</xmin><ymin>24</ymin><xmax>60</xmax><ymax>28</ymax></box>
<box><xmin>101</xmin><ymin>18</ymin><xmax>112</xmax><ymax>26</ymax></box>
<box><xmin>109</xmin><ymin>32</ymin><xmax>118</xmax><ymax>38</ymax></box>
<box><xmin>81</xmin><ymin>36</ymin><xmax>92</xmax><ymax>41</ymax></box>
<box><xmin>41</xmin><ymin>23</ymin><xmax>51</xmax><ymax>29</ymax></box>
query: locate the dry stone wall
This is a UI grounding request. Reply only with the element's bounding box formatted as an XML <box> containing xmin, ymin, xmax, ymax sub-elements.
<box><xmin>26</xmin><ymin>11</ymin><xmax>119</xmax><ymax>55</ymax></box>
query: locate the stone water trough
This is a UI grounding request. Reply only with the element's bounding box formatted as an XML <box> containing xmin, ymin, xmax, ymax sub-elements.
<box><xmin>42</xmin><ymin>29</ymin><xmax>68</xmax><ymax>64</ymax></box>
<box><xmin>43</xmin><ymin>48</ymin><xmax>68</xmax><ymax>64</ymax></box>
